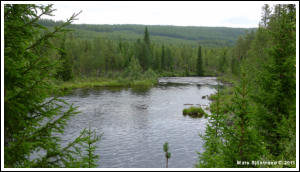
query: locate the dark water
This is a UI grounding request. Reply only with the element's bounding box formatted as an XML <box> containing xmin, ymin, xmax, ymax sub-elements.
<box><xmin>60</xmin><ymin>77</ymin><xmax>219</xmax><ymax>168</ymax></box>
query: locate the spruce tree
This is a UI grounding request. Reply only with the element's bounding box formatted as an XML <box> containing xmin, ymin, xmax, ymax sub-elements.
<box><xmin>222</xmin><ymin>72</ymin><xmax>266</xmax><ymax>167</ymax></box>
<box><xmin>218</xmin><ymin>49</ymin><xmax>227</xmax><ymax>74</ymax></box>
<box><xmin>56</xmin><ymin>35</ymin><xmax>73</xmax><ymax>81</ymax></box>
<box><xmin>4</xmin><ymin>4</ymin><xmax>100</xmax><ymax>167</ymax></box>
<box><xmin>197</xmin><ymin>45</ymin><xmax>204</xmax><ymax>76</ymax></box>
<box><xmin>144</xmin><ymin>26</ymin><xmax>150</xmax><ymax>45</ymax></box>
<box><xmin>196</xmin><ymin>82</ymin><xmax>226</xmax><ymax>167</ymax></box>
<box><xmin>80</xmin><ymin>127</ymin><xmax>102</xmax><ymax>168</ymax></box>
<box><xmin>260</xmin><ymin>4</ymin><xmax>272</xmax><ymax>28</ymax></box>
<box><xmin>253</xmin><ymin>4</ymin><xmax>296</xmax><ymax>159</ymax></box>
<box><xmin>161</xmin><ymin>45</ymin><xmax>165</xmax><ymax>71</ymax></box>
<box><xmin>165</xmin><ymin>46</ymin><xmax>173</xmax><ymax>71</ymax></box>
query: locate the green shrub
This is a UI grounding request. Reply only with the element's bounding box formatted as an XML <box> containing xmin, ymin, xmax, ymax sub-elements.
<box><xmin>143</xmin><ymin>68</ymin><xmax>157</xmax><ymax>79</ymax></box>
<box><xmin>183</xmin><ymin>106</ymin><xmax>208</xmax><ymax>118</ymax></box>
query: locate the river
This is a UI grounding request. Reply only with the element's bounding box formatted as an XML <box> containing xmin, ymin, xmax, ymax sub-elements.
<box><xmin>59</xmin><ymin>77</ymin><xmax>220</xmax><ymax>168</ymax></box>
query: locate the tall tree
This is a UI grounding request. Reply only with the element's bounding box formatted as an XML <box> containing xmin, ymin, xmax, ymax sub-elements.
<box><xmin>196</xmin><ymin>82</ymin><xmax>225</xmax><ymax>167</ymax></box>
<box><xmin>197</xmin><ymin>45</ymin><xmax>204</xmax><ymax>76</ymax></box>
<box><xmin>161</xmin><ymin>44</ymin><xmax>165</xmax><ymax>71</ymax></box>
<box><xmin>253</xmin><ymin>4</ymin><xmax>296</xmax><ymax>158</ymax></box>
<box><xmin>260</xmin><ymin>4</ymin><xmax>272</xmax><ymax>28</ymax></box>
<box><xmin>144</xmin><ymin>26</ymin><xmax>150</xmax><ymax>45</ymax></box>
<box><xmin>4</xmin><ymin>4</ymin><xmax>99</xmax><ymax>167</ymax></box>
<box><xmin>56</xmin><ymin>35</ymin><xmax>73</xmax><ymax>81</ymax></box>
<box><xmin>218</xmin><ymin>49</ymin><xmax>228</xmax><ymax>74</ymax></box>
<box><xmin>222</xmin><ymin>72</ymin><xmax>266</xmax><ymax>167</ymax></box>
<box><xmin>165</xmin><ymin>46</ymin><xmax>173</xmax><ymax>71</ymax></box>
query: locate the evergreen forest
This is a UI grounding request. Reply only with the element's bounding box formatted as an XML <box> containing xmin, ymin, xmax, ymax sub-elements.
<box><xmin>3</xmin><ymin>3</ymin><xmax>297</xmax><ymax>169</ymax></box>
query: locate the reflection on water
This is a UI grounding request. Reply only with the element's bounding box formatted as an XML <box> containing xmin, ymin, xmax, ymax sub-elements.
<box><xmin>59</xmin><ymin>77</ymin><xmax>218</xmax><ymax>168</ymax></box>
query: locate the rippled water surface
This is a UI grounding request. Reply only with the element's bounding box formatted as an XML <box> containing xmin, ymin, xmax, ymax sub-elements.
<box><xmin>60</xmin><ymin>77</ymin><xmax>218</xmax><ymax>168</ymax></box>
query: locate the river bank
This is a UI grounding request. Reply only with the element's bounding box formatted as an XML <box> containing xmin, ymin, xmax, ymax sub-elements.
<box><xmin>55</xmin><ymin>77</ymin><xmax>158</xmax><ymax>90</ymax></box>
<box><xmin>55</xmin><ymin>70</ymin><xmax>225</xmax><ymax>91</ymax></box>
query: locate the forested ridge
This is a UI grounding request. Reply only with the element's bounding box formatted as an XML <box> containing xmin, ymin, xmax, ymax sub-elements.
<box><xmin>4</xmin><ymin>3</ymin><xmax>296</xmax><ymax>168</ymax></box>
<box><xmin>38</xmin><ymin>19</ymin><xmax>256</xmax><ymax>47</ymax></box>
<box><xmin>34</xmin><ymin>19</ymin><xmax>254</xmax><ymax>80</ymax></box>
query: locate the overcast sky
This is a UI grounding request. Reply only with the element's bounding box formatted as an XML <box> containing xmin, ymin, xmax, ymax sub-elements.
<box><xmin>40</xmin><ymin>1</ymin><xmax>284</xmax><ymax>28</ymax></box>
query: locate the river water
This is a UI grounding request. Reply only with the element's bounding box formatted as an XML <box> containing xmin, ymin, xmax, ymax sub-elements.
<box><xmin>60</xmin><ymin>77</ymin><xmax>219</xmax><ymax>168</ymax></box>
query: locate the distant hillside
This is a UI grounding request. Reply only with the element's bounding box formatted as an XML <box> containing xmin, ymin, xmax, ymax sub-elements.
<box><xmin>39</xmin><ymin>19</ymin><xmax>256</xmax><ymax>47</ymax></box>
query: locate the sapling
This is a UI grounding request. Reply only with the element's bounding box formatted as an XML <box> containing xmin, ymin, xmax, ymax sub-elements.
<box><xmin>163</xmin><ymin>142</ymin><xmax>171</xmax><ymax>168</ymax></box>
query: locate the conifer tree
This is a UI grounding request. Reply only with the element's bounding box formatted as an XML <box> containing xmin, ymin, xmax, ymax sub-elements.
<box><xmin>163</xmin><ymin>142</ymin><xmax>171</xmax><ymax>168</ymax></box>
<box><xmin>161</xmin><ymin>45</ymin><xmax>165</xmax><ymax>71</ymax></box>
<box><xmin>197</xmin><ymin>45</ymin><xmax>204</xmax><ymax>76</ymax></box>
<box><xmin>4</xmin><ymin>4</ymin><xmax>100</xmax><ymax>168</ymax></box>
<box><xmin>196</xmin><ymin>82</ymin><xmax>225</xmax><ymax>167</ymax></box>
<box><xmin>253</xmin><ymin>4</ymin><xmax>296</xmax><ymax>159</ymax></box>
<box><xmin>144</xmin><ymin>26</ymin><xmax>150</xmax><ymax>45</ymax></box>
<box><xmin>218</xmin><ymin>49</ymin><xmax>227</xmax><ymax>74</ymax></box>
<box><xmin>260</xmin><ymin>4</ymin><xmax>272</xmax><ymax>28</ymax></box>
<box><xmin>222</xmin><ymin>72</ymin><xmax>266</xmax><ymax>167</ymax></box>
<box><xmin>80</xmin><ymin>127</ymin><xmax>102</xmax><ymax>168</ymax></box>
<box><xmin>56</xmin><ymin>35</ymin><xmax>73</xmax><ymax>81</ymax></box>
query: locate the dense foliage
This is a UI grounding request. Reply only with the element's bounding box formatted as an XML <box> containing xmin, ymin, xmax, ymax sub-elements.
<box><xmin>34</xmin><ymin>24</ymin><xmax>241</xmax><ymax>80</ymax></box>
<box><xmin>196</xmin><ymin>4</ymin><xmax>296</xmax><ymax>168</ymax></box>
<box><xmin>4</xmin><ymin>3</ymin><xmax>296</xmax><ymax>169</ymax></box>
<box><xmin>4</xmin><ymin>4</ymin><xmax>100</xmax><ymax>168</ymax></box>
<box><xmin>38</xmin><ymin>19</ymin><xmax>255</xmax><ymax>47</ymax></box>
<box><xmin>182</xmin><ymin>106</ymin><xmax>208</xmax><ymax>118</ymax></box>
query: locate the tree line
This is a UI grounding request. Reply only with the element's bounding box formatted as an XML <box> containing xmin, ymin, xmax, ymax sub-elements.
<box><xmin>196</xmin><ymin>4</ymin><xmax>296</xmax><ymax>168</ymax></box>
<box><xmin>46</xmin><ymin>24</ymin><xmax>241</xmax><ymax>81</ymax></box>
<box><xmin>38</xmin><ymin>19</ymin><xmax>255</xmax><ymax>47</ymax></box>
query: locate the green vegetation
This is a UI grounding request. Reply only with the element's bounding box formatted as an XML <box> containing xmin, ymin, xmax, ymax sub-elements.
<box><xmin>4</xmin><ymin>3</ymin><xmax>296</xmax><ymax>169</ymax></box>
<box><xmin>163</xmin><ymin>142</ymin><xmax>171</xmax><ymax>168</ymax></box>
<box><xmin>34</xmin><ymin>17</ymin><xmax>255</xmax><ymax>86</ymax></box>
<box><xmin>183</xmin><ymin>106</ymin><xmax>208</xmax><ymax>118</ymax></box>
<box><xmin>196</xmin><ymin>4</ymin><xmax>296</xmax><ymax>168</ymax></box>
<box><xmin>57</xmin><ymin>77</ymin><xmax>157</xmax><ymax>90</ymax></box>
<box><xmin>38</xmin><ymin>20</ymin><xmax>256</xmax><ymax>47</ymax></box>
<box><xmin>197</xmin><ymin>45</ymin><xmax>204</xmax><ymax>76</ymax></box>
<box><xmin>80</xmin><ymin>127</ymin><xmax>102</xmax><ymax>168</ymax></box>
<box><xmin>4</xmin><ymin>4</ymin><xmax>100</xmax><ymax>168</ymax></box>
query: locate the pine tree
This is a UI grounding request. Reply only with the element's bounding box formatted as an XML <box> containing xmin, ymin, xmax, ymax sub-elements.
<box><xmin>142</xmin><ymin>27</ymin><xmax>152</xmax><ymax>70</ymax></box>
<box><xmin>144</xmin><ymin>26</ymin><xmax>150</xmax><ymax>45</ymax></box>
<box><xmin>196</xmin><ymin>82</ymin><xmax>226</xmax><ymax>167</ymax></box>
<box><xmin>222</xmin><ymin>72</ymin><xmax>266</xmax><ymax>167</ymax></box>
<box><xmin>260</xmin><ymin>4</ymin><xmax>272</xmax><ymax>28</ymax></box>
<box><xmin>123</xmin><ymin>56</ymin><xmax>143</xmax><ymax>80</ymax></box>
<box><xmin>80</xmin><ymin>127</ymin><xmax>102</xmax><ymax>168</ymax></box>
<box><xmin>230</xmin><ymin>56</ymin><xmax>239</xmax><ymax>76</ymax></box>
<box><xmin>165</xmin><ymin>46</ymin><xmax>173</xmax><ymax>71</ymax></box>
<box><xmin>161</xmin><ymin>45</ymin><xmax>165</xmax><ymax>71</ymax></box>
<box><xmin>135</xmin><ymin>28</ymin><xmax>152</xmax><ymax>70</ymax></box>
<box><xmin>197</xmin><ymin>45</ymin><xmax>204</xmax><ymax>76</ymax></box>
<box><xmin>253</xmin><ymin>4</ymin><xmax>296</xmax><ymax>159</ymax></box>
<box><xmin>56</xmin><ymin>35</ymin><xmax>73</xmax><ymax>81</ymax></box>
<box><xmin>4</xmin><ymin>4</ymin><xmax>100</xmax><ymax>167</ymax></box>
<box><xmin>218</xmin><ymin>49</ymin><xmax>227</xmax><ymax>74</ymax></box>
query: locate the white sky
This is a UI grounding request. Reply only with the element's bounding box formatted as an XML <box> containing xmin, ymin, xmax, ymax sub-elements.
<box><xmin>5</xmin><ymin>1</ymin><xmax>297</xmax><ymax>28</ymax></box>
<box><xmin>39</xmin><ymin>1</ymin><xmax>288</xmax><ymax>28</ymax></box>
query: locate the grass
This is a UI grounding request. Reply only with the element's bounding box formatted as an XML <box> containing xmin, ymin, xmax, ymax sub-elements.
<box><xmin>55</xmin><ymin>76</ymin><xmax>158</xmax><ymax>91</ymax></box>
<box><xmin>183</xmin><ymin>106</ymin><xmax>208</xmax><ymax>118</ymax></box>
